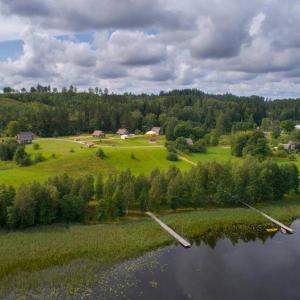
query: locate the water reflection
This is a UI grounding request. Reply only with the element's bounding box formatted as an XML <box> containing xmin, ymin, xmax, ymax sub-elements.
<box><xmin>95</xmin><ymin>220</ymin><xmax>300</xmax><ymax>300</ymax></box>
<box><xmin>191</xmin><ymin>224</ymin><xmax>278</xmax><ymax>248</ymax></box>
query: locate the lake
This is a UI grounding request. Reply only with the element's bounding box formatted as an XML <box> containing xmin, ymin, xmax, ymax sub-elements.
<box><xmin>93</xmin><ymin>219</ymin><xmax>300</xmax><ymax>300</ymax></box>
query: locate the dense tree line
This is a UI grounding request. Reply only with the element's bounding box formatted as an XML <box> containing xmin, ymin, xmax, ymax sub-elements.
<box><xmin>1</xmin><ymin>88</ymin><xmax>300</xmax><ymax>139</ymax></box>
<box><xmin>0</xmin><ymin>160</ymin><xmax>297</xmax><ymax>229</ymax></box>
<box><xmin>0</xmin><ymin>174</ymin><xmax>96</xmax><ymax>229</ymax></box>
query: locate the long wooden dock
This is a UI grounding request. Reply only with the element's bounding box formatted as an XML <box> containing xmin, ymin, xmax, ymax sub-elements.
<box><xmin>241</xmin><ymin>202</ymin><xmax>294</xmax><ymax>234</ymax></box>
<box><xmin>146</xmin><ymin>212</ymin><xmax>191</xmax><ymax>248</ymax></box>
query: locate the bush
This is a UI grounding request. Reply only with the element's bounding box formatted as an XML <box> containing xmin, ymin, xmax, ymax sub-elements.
<box><xmin>33</xmin><ymin>143</ymin><xmax>40</xmax><ymax>150</ymax></box>
<box><xmin>96</xmin><ymin>148</ymin><xmax>106</xmax><ymax>159</ymax></box>
<box><xmin>131</xmin><ymin>153</ymin><xmax>136</xmax><ymax>160</ymax></box>
<box><xmin>0</xmin><ymin>139</ymin><xmax>19</xmax><ymax>161</ymax></box>
<box><xmin>191</xmin><ymin>140</ymin><xmax>207</xmax><ymax>153</ymax></box>
<box><xmin>274</xmin><ymin>149</ymin><xmax>287</xmax><ymax>158</ymax></box>
<box><xmin>288</xmin><ymin>153</ymin><xmax>297</xmax><ymax>161</ymax></box>
<box><xmin>174</xmin><ymin>137</ymin><xmax>190</xmax><ymax>152</ymax></box>
<box><xmin>165</xmin><ymin>141</ymin><xmax>177</xmax><ymax>153</ymax></box>
<box><xmin>33</xmin><ymin>153</ymin><xmax>46</xmax><ymax>163</ymax></box>
<box><xmin>166</xmin><ymin>152</ymin><xmax>178</xmax><ymax>161</ymax></box>
<box><xmin>70</xmin><ymin>148</ymin><xmax>75</xmax><ymax>153</ymax></box>
<box><xmin>14</xmin><ymin>146</ymin><xmax>31</xmax><ymax>166</ymax></box>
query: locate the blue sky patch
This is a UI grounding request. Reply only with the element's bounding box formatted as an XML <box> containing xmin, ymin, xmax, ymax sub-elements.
<box><xmin>56</xmin><ymin>32</ymin><xmax>94</xmax><ymax>44</ymax></box>
<box><xmin>0</xmin><ymin>40</ymin><xmax>23</xmax><ymax>61</ymax></box>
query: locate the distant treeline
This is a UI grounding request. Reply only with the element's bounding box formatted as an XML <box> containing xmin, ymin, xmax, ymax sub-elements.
<box><xmin>1</xmin><ymin>88</ymin><xmax>300</xmax><ymax>139</ymax></box>
<box><xmin>0</xmin><ymin>159</ymin><xmax>298</xmax><ymax>229</ymax></box>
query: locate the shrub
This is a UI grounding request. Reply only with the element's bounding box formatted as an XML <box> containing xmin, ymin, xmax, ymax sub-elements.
<box><xmin>14</xmin><ymin>146</ymin><xmax>31</xmax><ymax>166</ymax></box>
<box><xmin>96</xmin><ymin>148</ymin><xmax>106</xmax><ymax>159</ymax></box>
<box><xmin>166</xmin><ymin>152</ymin><xmax>178</xmax><ymax>161</ymax></box>
<box><xmin>70</xmin><ymin>148</ymin><xmax>75</xmax><ymax>153</ymax></box>
<box><xmin>33</xmin><ymin>153</ymin><xmax>46</xmax><ymax>163</ymax></box>
<box><xmin>288</xmin><ymin>153</ymin><xmax>297</xmax><ymax>161</ymax></box>
<box><xmin>131</xmin><ymin>153</ymin><xmax>136</xmax><ymax>160</ymax></box>
<box><xmin>274</xmin><ymin>149</ymin><xmax>287</xmax><ymax>158</ymax></box>
<box><xmin>165</xmin><ymin>141</ymin><xmax>177</xmax><ymax>153</ymax></box>
<box><xmin>0</xmin><ymin>139</ymin><xmax>19</xmax><ymax>161</ymax></box>
<box><xmin>174</xmin><ymin>137</ymin><xmax>190</xmax><ymax>152</ymax></box>
<box><xmin>33</xmin><ymin>143</ymin><xmax>40</xmax><ymax>150</ymax></box>
<box><xmin>191</xmin><ymin>140</ymin><xmax>207</xmax><ymax>153</ymax></box>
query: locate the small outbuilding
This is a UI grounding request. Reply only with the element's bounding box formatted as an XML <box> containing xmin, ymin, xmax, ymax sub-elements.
<box><xmin>151</xmin><ymin>127</ymin><xmax>161</xmax><ymax>135</ymax></box>
<box><xmin>282</xmin><ymin>140</ymin><xmax>295</xmax><ymax>153</ymax></box>
<box><xmin>117</xmin><ymin>128</ymin><xmax>129</xmax><ymax>135</ymax></box>
<box><xmin>121</xmin><ymin>134</ymin><xmax>129</xmax><ymax>140</ymax></box>
<box><xmin>85</xmin><ymin>142</ymin><xmax>96</xmax><ymax>148</ymax></box>
<box><xmin>186</xmin><ymin>138</ymin><xmax>194</xmax><ymax>146</ymax></box>
<box><xmin>92</xmin><ymin>130</ymin><xmax>105</xmax><ymax>138</ymax></box>
<box><xmin>16</xmin><ymin>132</ymin><xmax>34</xmax><ymax>144</ymax></box>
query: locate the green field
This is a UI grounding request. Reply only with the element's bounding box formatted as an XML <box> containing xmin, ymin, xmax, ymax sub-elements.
<box><xmin>0</xmin><ymin>135</ymin><xmax>235</xmax><ymax>186</ymax></box>
<box><xmin>1</xmin><ymin>197</ymin><xmax>300</xmax><ymax>298</ymax></box>
<box><xmin>0</xmin><ymin>134</ymin><xmax>299</xmax><ymax>187</ymax></box>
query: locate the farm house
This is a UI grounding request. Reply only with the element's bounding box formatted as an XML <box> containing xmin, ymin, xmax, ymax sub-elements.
<box><xmin>92</xmin><ymin>130</ymin><xmax>105</xmax><ymax>138</ymax></box>
<box><xmin>16</xmin><ymin>132</ymin><xmax>34</xmax><ymax>144</ymax></box>
<box><xmin>117</xmin><ymin>128</ymin><xmax>129</xmax><ymax>135</ymax></box>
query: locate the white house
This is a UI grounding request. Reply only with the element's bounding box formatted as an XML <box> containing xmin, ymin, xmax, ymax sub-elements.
<box><xmin>295</xmin><ymin>125</ymin><xmax>300</xmax><ymax>130</ymax></box>
<box><xmin>121</xmin><ymin>134</ymin><xmax>129</xmax><ymax>140</ymax></box>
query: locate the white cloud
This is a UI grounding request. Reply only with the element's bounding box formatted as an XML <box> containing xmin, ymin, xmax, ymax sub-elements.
<box><xmin>1</xmin><ymin>0</ymin><xmax>300</xmax><ymax>97</ymax></box>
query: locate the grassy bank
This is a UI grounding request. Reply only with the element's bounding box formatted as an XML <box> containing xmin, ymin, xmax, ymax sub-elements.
<box><xmin>1</xmin><ymin>196</ymin><xmax>300</xmax><ymax>297</ymax></box>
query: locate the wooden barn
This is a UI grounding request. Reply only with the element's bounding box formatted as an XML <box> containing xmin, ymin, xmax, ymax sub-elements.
<box><xmin>92</xmin><ymin>130</ymin><xmax>105</xmax><ymax>138</ymax></box>
<box><xmin>117</xmin><ymin>128</ymin><xmax>129</xmax><ymax>135</ymax></box>
<box><xmin>16</xmin><ymin>132</ymin><xmax>34</xmax><ymax>144</ymax></box>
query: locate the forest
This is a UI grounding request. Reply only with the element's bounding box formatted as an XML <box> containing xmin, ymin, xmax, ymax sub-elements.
<box><xmin>0</xmin><ymin>159</ymin><xmax>298</xmax><ymax>229</ymax></box>
<box><xmin>1</xmin><ymin>87</ymin><xmax>300</xmax><ymax>139</ymax></box>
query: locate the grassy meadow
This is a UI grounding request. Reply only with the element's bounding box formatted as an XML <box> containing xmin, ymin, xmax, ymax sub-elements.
<box><xmin>0</xmin><ymin>133</ymin><xmax>299</xmax><ymax>187</ymax></box>
<box><xmin>0</xmin><ymin>135</ymin><xmax>235</xmax><ymax>187</ymax></box>
<box><xmin>1</xmin><ymin>196</ymin><xmax>300</xmax><ymax>298</ymax></box>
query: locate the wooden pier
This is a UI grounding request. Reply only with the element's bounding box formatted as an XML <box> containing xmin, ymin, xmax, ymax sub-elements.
<box><xmin>146</xmin><ymin>212</ymin><xmax>191</xmax><ymax>248</ymax></box>
<box><xmin>241</xmin><ymin>202</ymin><xmax>294</xmax><ymax>234</ymax></box>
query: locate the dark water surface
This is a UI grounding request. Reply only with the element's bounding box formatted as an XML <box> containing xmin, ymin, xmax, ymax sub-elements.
<box><xmin>96</xmin><ymin>220</ymin><xmax>300</xmax><ymax>300</ymax></box>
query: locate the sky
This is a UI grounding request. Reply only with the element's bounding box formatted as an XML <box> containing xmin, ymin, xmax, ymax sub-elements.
<box><xmin>0</xmin><ymin>0</ymin><xmax>300</xmax><ymax>98</ymax></box>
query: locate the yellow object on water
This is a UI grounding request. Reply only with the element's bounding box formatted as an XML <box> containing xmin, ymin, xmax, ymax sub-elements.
<box><xmin>266</xmin><ymin>228</ymin><xmax>278</xmax><ymax>233</ymax></box>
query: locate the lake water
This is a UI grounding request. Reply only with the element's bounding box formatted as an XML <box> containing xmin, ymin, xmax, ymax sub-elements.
<box><xmin>94</xmin><ymin>220</ymin><xmax>300</xmax><ymax>300</ymax></box>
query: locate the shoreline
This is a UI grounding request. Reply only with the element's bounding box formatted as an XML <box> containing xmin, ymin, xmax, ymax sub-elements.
<box><xmin>1</xmin><ymin>196</ymin><xmax>300</xmax><ymax>297</ymax></box>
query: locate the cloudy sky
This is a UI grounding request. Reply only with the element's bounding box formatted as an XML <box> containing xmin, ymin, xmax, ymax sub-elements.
<box><xmin>0</xmin><ymin>0</ymin><xmax>299</xmax><ymax>98</ymax></box>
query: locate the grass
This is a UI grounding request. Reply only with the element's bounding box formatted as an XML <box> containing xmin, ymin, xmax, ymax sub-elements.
<box><xmin>1</xmin><ymin>196</ymin><xmax>300</xmax><ymax>297</ymax></box>
<box><xmin>181</xmin><ymin>145</ymin><xmax>238</xmax><ymax>164</ymax></box>
<box><xmin>0</xmin><ymin>136</ymin><xmax>192</xmax><ymax>186</ymax></box>
<box><xmin>0</xmin><ymin>135</ymin><xmax>298</xmax><ymax>187</ymax></box>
